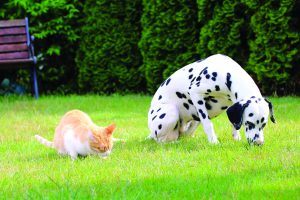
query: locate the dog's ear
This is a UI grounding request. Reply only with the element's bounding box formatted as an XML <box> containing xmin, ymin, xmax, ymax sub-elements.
<box><xmin>264</xmin><ymin>98</ymin><xmax>276</xmax><ymax>123</ymax></box>
<box><xmin>226</xmin><ymin>102</ymin><xmax>249</xmax><ymax>130</ymax></box>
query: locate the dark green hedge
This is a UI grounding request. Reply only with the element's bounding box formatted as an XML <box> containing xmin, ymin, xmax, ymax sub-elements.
<box><xmin>197</xmin><ymin>0</ymin><xmax>300</xmax><ymax>95</ymax></box>
<box><xmin>0</xmin><ymin>0</ymin><xmax>299</xmax><ymax>95</ymax></box>
<box><xmin>139</xmin><ymin>0</ymin><xmax>199</xmax><ymax>93</ymax></box>
<box><xmin>245</xmin><ymin>0</ymin><xmax>300</xmax><ymax>94</ymax></box>
<box><xmin>76</xmin><ymin>0</ymin><xmax>144</xmax><ymax>94</ymax></box>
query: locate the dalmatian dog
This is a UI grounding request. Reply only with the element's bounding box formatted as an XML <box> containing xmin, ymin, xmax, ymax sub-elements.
<box><xmin>148</xmin><ymin>54</ymin><xmax>275</xmax><ymax>145</ymax></box>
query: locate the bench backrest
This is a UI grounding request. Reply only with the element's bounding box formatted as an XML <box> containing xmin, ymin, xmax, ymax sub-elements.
<box><xmin>0</xmin><ymin>18</ymin><xmax>35</xmax><ymax>62</ymax></box>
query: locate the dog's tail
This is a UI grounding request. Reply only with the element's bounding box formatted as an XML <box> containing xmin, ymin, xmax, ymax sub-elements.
<box><xmin>34</xmin><ymin>135</ymin><xmax>54</xmax><ymax>148</ymax></box>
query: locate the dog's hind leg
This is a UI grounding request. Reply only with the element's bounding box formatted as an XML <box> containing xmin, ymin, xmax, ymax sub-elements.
<box><xmin>180</xmin><ymin>120</ymin><xmax>200</xmax><ymax>137</ymax></box>
<box><xmin>148</xmin><ymin>103</ymin><xmax>180</xmax><ymax>142</ymax></box>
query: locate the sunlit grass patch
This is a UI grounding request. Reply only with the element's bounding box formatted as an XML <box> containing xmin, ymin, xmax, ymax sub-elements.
<box><xmin>0</xmin><ymin>95</ymin><xmax>299</xmax><ymax>199</ymax></box>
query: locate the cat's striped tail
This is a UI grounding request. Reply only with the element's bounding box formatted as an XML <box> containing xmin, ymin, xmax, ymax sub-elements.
<box><xmin>35</xmin><ymin>135</ymin><xmax>54</xmax><ymax>148</ymax></box>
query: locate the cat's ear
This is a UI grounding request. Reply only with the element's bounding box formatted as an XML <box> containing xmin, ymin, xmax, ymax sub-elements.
<box><xmin>105</xmin><ymin>123</ymin><xmax>116</xmax><ymax>136</ymax></box>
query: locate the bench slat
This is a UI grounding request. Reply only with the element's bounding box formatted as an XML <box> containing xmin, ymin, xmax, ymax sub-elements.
<box><xmin>0</xmin><ymin>19</ymin><xmax>26</xmax><ymax>28</ymax></box>
<box><xmin>0</xmin><ymin>43</ymin><xmax>28</xmax><ymax>53</ymax></box>
<box><xmin>0</xmin><ymin>35</ymin><xmax>27</xmax><ymax>44</ymax></box>
<box><xmin>0</xmin><ymin>27</ymin><xmax>26</xmax><ymax>36</ymax></box>
<box><xmin>0</xmin><ymin>58</ymin><xmax>33</xmax><ymax>65</ymax></box>
<box><xmin>0</xmin><ymin>51</ymin><xmax>29</xmax><ymax>60</ymax></box>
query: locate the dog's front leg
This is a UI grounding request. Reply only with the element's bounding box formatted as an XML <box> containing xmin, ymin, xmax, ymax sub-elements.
<box><xmin>232</xmin><ymin>124</ymin><xmax>241</xmax><ymax>141</ymax></box>
<box><xmin>189</xmin><ymin>93</ymin><xmax>219</xmax><ymax>144</ymax></box>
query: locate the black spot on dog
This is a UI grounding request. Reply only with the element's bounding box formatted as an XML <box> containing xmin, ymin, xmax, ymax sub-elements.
<box><xmin>261</xmin><ymin>123</ymin><xmax>266</xmax><ymax>129</ymax></box>
<box><xmin>191</xmin><ymin>77</ymin><xmax>196</xmax><ymax>82</ymax></box>
<box><xmin>199</xmin><ymin>67</ymin><xmax>208</xmax><ymax>75</ymax></box>
<box><xmin>151</xmin><ymin>110</ymin><xmax>154</xmax><ymax>114</ymax></box>
<box><xmin>183</xmin><ymin>103</ymin><xmax>189</xmax><ymax>110</ymax></box>
<box><xmin>211</xmin><ymin>77</ymin><xmax>216</xmax><ymax>81</ymax></box>
<box><xmin>176</xmin><ymin>92</ymin><xmax>183</xmax><ymax>99</ymax></box>
<box><xmin>188</xmin><ymin>99</ymin><xmax>194</xmax><ymax>105</ymax></box>
<box><xmin>152</xmin><ymin>115</ymin><xmax>157</xmax><ymax>121</ymax></box>
<box><xmin>203</xmin><ymin>70</ymin><xmax>208</xmax><ymax>75</ymax></box>
<box><xmin>189</xmin><ymin>74</ymin><xmax>193</xmax><ymax>79</ymax></box>
<box><xmin>257</xmin><ymin>120</ymin><xmax>259</xmax><ymax>124</ymax></box>
<box><xmin>166</xmin><ymin>78</ymin><xmax>171</xmax><ymax>86</ymax></box>
<box><xmin>207</xmin><ymin>89</ymin><xmax>211</xmax><ymax>93</ymax></box>
<box><xmin>189</xmin><ymin>68</ymin><xmax>193</xmax><ymax>73</ymax></box>
<box><xmin>198</xmin><ymin>100</ymin><xmax>204</xmax><ymax>105</ymax></box>
<box><xmin>182</xmin><ymin>93</ymin><xmax>187</xmax><ymax>99</ymax></box>
<box><xmin>206</xmin><ymin>74</ymin><xmax>210</xmax><ymax>79</ymax></box>
<box><xmin>215</xmin><ymin>85</ymin><xmax>220</xmax><ymax>91</ymax></box>
<box><xmin>205</xmin><ymin>102</ymin><xmax>212</xmax><ymax>110</ymax></box>
<box><xmin>159</xmin><ymin>113</ymin><xmax>166</xmax><ymax>119</ymax></box>
<box><xmin>235</xmin><ymin>92</ymin><xmax>238</xmax><ymax>99</ymax></box>
<box><xmin>197</xmin><ymin>59</ymin><xmax>204</xmax><ymax>63</ymax></box>
<box><xmin>221</xmin><ymin>106</ymin><xmax>228</xmax><ymax>110</ymax></box>
<box><xmin>251</xmin><ymin>96</ymin><xmax>255</xmax><ymax>99</ymax></box>
<box><xmin>225</xmin><ymin>73</ymin><xmax>232</xmax><ymax>91</ymax></box>
<box><xmin>158</xmin><ymin>95</ymin><xmax>162</xmax><ymax>100</ymax></box>
<box><xmin>155</xmin><ymin>130</ymin><xmax>157</xmax><ymax>136</ymax></box>
<box><xmin>158</xmin><ymin>124</ymin><xmax>162</xmax><ymax>130</ymax></box>
<box><xmin>160</xmin><ymin>80</ymin><xmax>166</xmax><ymax>87</ymax></box>
<box><xmin>198</xmin><ymin>109</ymin><xmax>206</xmax><ymax>119</ymax></box>
<box><xmin>174</xmin><ymin>122</ymin><xmax>178</xmax><ymax>130</ymax></box>
<box><xmin>248</xmin><ymin>125</ymin><xmax>254</xmax><ymax>131</ymax></box>
<box><xmin>261</xmin><ymin>117</ymin><xmax>265</xmax><ymax>123</ymax></box>
<box><xmin>211</xmin><ymin>98</ymin><xmax>218</xmax><ymax>103</ymax></box>
<box><xmin>192</xmin><ymin>114</ymin><xmax>200</xmax><ymax>121</ymax></box>
<box><xmin>196</xmin><ymin>76</ymin><xmax>201</xmax><ymax>82</ymax></box>
<box><xmin>212</xmin><ymin>72</ymin><xmax>217</xmax><ymax>77</ymax></box>
<box><xmin>253</xmin><ymin>134</ymin><xmax>259</xmax><ymax>140</ymax></box>
<box><xmin>249</xmin><ymin>113</ymin><xmax>254</xmax><ymax>117</ymax></box>
<box><xmin>157</xmin><ymin>108</ymin><xmax>161</xmax><ymax>112</ymax></box>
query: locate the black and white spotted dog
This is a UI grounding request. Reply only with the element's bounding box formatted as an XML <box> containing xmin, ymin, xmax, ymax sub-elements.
<box><xmin>148</xmin><ymin>54</ymin><xmax>275</xmax><ymax>145</ymax></box>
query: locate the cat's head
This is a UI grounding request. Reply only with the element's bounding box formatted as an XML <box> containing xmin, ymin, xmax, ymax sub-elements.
<box><xmin>90</xmin><ymin>123</ymin><xmax>116</xmax><ymax>157</ymax></box>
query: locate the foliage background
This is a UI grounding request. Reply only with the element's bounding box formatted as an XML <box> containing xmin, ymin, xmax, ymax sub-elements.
<box><xmin>0</xmin><ymin>0</ymin><xmax>299</xmax><ymax>95</ymax></box>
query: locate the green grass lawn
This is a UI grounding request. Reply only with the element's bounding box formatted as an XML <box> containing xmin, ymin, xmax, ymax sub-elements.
<box><xmin>0</xmin><ymin>95</ymin><xmax>299</xmax><ymax>199</ymax></box>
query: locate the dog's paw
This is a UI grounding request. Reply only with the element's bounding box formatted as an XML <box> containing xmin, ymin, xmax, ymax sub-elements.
<box><xmin>232</xmin><ymin>133</ymin><xmax>241</xmax><ymax>141</ymax></box>
<box><xmin>208</xmin><ymin>136</ymin><xmax>219</xmax><ymax>144</ymax></box>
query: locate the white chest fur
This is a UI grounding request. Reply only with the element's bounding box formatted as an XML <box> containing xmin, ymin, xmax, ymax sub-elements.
<box><xmin>63</xmin><ymin>129</ymin><xmax>94</xmax><ymax>158</ymax></box>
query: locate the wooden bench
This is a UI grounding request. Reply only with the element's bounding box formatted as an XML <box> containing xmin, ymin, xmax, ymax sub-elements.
<box><xmin>0</xmin><ymin>17</ymin><xmax>38</xmax><ymax>98</ymax></box>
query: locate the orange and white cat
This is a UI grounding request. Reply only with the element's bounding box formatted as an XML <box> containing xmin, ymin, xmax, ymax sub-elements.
<box><xmin>35</xmin><ymin>109</ymin><xmax>116</xmax><ymax>160</ymax></box>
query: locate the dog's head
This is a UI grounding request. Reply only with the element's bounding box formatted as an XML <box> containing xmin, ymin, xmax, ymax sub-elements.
<box><xmin>226</xmin><ymin>97</ymin><xmax>275</xmax><ymax>145</ymax></box>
